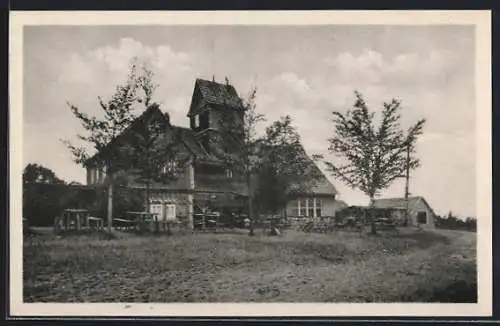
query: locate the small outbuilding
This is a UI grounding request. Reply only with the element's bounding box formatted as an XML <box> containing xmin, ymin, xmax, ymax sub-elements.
<box><xmin>373</xmin><ymin>196</ymin><xmax>436</xmax><ymax>228</ymax></box>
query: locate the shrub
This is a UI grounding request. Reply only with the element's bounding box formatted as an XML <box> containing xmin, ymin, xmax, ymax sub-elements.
<box><xmin>23</xmin><ymin>183</ymin><xmax>144</xmax><ymax>226</ymax></box>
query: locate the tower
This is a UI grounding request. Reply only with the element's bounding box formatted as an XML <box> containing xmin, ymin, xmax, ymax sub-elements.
<box><xmin>187</xmin><ymin>78</ymin><xmax>245</xmax><ymax>155</ymax></box>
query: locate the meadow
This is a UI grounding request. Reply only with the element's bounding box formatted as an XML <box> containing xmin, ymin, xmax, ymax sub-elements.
<box><xmin>23</xmin><ymin>227</ymin><xmax>477</xmax><ymax>303</ymax></box>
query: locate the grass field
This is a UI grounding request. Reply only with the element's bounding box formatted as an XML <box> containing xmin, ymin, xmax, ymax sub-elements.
<box><xmin>23</xmin><ymin>227</ymin><xmax>477</xmax><ymax>303</ymax></box>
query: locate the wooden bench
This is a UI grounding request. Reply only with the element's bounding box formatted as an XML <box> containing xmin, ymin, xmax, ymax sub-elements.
<box><xmin>113</xmin><ymin>218</ymin><xmax>137</xmax><ymax>231</ymax></box>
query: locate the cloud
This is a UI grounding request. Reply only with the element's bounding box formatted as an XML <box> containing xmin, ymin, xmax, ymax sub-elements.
<box><xmin>58</xmin><ymin>53</ymin><xmax>94</xmax><ymax>84</ymax></box>
<box><xmin>55</xmin><ymin>37</ymin><xmax>197</xmax><ymax>127</ymax></box>
<box><xmin>278</xmin><ymin>72</ymin><xmax>313</xmax><ymax>96</ymax></box>
<box><xmin>256</xmin><ymin>66</ymin><xmax>476</xmax><ymax>217</ymax></box>
<box><xmin>260</xmin><ymin>72</ymin><xmax>328</xmax><ymax>114</ymax></box>
<box><xmin>325</xmin><ymin>49</ymin><xmax>460</xmax><ymax>88</ymax></box>
<box><xmin>58</xmin><ymin>37</ymin><xmax>193</xmax><ymax>87</ymax></box>
<box><xmin>327</xmin><ymin>50</ymin><xmax>384</xmax><ymax>84</ymax></box>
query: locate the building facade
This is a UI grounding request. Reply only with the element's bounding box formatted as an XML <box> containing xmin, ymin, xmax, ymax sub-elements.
<box><xmin>85</xmin><ymin>78</ymin><xmax>340</xmax><ymax>226</ymax></box>
<box><xmin>284</xmin><ymin>176</ymin><xmax>345</xmax><ymax>218</ymax></box>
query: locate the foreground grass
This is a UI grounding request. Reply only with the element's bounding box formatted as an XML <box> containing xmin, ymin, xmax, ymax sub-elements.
<box><xmin>23</xmin><ymin>228</ymin><xmax>476</xmax><ymax>303</ymax></box>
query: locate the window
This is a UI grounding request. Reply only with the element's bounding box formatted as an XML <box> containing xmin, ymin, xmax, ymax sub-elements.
<box><xmin>417</xmin><ymin>212</ymin><xmax>427</xmax><ymax>224</ymax></box>
<box><xmin>299</xmin><ymin>199</ymin><xmax>307</xmax><ymax>216</ymax></box>
<box><xmin>200</xmin><ymin>111</ymin><xmax>210</xmax><ymax>129</ymax></box>
<box><xmin>165</xmin><ymin>204</ymin><xmax>176</xmax><ymax>221</ymax></box>
<box><xmin>315</xmin><ymin>198</ymin><xmax>322</xmax><ymax>217</ymax></box>
<box><xmin>147</xmin><ymin>120</ymin><xmax>163</xmax><ymax>134</ymax></box>
<box><xmin>290</xmin><ymin>200</ymin><xmax>299</xmax><ymax>217</ymax></box>
<box><xmin>162</xmin><ymin>160</ymin><xmax>177</xmax><ymax>176</ymax></box>
<box><xmin>293</xmin><ymin>198</ymin><xmax>322</xmax><ymax>217</ymax></box>
<box><xmin>149</xmin><ymin>203</ymin><xmax>164</xmax><ymax>221</ymax></box>
<box><xmin>225</xmin><ymin>169</ymin><xmax>233</xmax><ymax>179</ymax></box>
<box><xmin>307</xmin><ymin>198</ymin><xmax>314</xmax><ymax>217</ymax></box>
<box><xmin>193</xmin><ymin>115</ymin><xmax>200</xmax><ymax>128</ymax></box>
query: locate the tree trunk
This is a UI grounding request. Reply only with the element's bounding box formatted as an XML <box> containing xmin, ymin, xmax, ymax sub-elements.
<box><xmin>186</xmin><ymin>161</ymin><xmax>195</xmax><ymax>231</ymax></box>
<box><xmin>246</xmin><ymin>171</ymin><xmax>255</xmax><ymax>236</ymax></box>
<box><xmin>248</xmin><ymin>195</ymin><xmax>254</xmax><ymax>236</ymax></box>
<box><xmin>369</xmin><ymin>195</ymin><xmax>376</xmax><ymax>234</ymax></box>
<box><xmin>107</xmin><ymin>176</ymin><xmax>113</xmax><ymax>233</ymax></box>
<box><xmin>145</xmin><ymin>179</ymin><xmax>150</xmax><ymax>212</ymax></box>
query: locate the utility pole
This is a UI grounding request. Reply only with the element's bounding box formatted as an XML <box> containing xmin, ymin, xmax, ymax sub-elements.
<box><xmin>404</xmin><ymin>144</ymin><xmax>410</xmax><ymax>226</ymax></box>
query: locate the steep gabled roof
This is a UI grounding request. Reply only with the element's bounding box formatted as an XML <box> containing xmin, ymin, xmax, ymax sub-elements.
<box><xmin>86</xmin><ymin>105</ymin><xmax>169</xmax><ymax>166</ymax></box>
<box><xmin>308</xmin><ymin>170</ymin><xmax>338</xmax><ymax>195</ymax></box>
<box><xmin>171</xmin><ymin>126</ymin><xmax>208</xmax><ymax>158</ymax></box>
<box><xmin>87</xmin><ymin>105</ymin><xmax>218</xmax><ymax>166</ymax></box>
<box><xmin>288</xmin><ymin>144</ymin><xmax>338</xmax><ymax>196</ymax></box>
<box><xmin>188</xmin><ymin>78</ymin><xmax>243</xmax><ymax>117</ymax></box>
<box><xmin>374</xmin><ymin>196</ymin><xmax>437</xmax><ymax>218</ymax></box>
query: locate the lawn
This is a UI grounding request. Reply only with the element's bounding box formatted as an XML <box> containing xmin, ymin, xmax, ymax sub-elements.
<box><xmin>23</xmin><ymin>227</ymin><xmax>477</xmax><ymax>303</ymax></box>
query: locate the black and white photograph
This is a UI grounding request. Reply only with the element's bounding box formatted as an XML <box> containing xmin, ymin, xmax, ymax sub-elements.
<box><xmin>9</xmin><ymin>11</ymin><xmax>492</xmax><ymax>317</ymax></box>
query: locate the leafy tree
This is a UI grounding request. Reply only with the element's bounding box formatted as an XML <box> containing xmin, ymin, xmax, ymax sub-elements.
<box><xmin>121</xmin><ymin>103</ymin><xmax>184</xmax><ymax>213</ymax></box>
<box><xmin>217</xmin><ymin>79</ymin><xmax>322</xmax><ymax>235</ymax></box>
<box><xmin>23</xmin><ymin>163</ymin><xmax>65</xmax><ymax>184</ymax></box>
<box><xmin>325</xmin><ymin>91</ymin><xmax>425</xmax><ymax>233</ymax></box>
<box><xmin>255</xmin><ymin>116</ymin><xmax>323</xmax><ymax>215</ymax></box>
<box><xmin>216</xmin><ymin>85</ymin><xmax>265</xmax><ymax>235</ymax></box>
<box><xmin>62</xmin><ymin>62</ymin><xmax>149</xmax><ymax>232</ymax></box>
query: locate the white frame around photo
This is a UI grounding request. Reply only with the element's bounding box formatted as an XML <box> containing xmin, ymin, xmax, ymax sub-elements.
<box><xmin>9</xmin><ymin>10</ymin><xmax>492</xmax><ymax>318</ymax></box>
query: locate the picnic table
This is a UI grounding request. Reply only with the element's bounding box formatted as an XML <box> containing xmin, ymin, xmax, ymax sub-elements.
<box><xmin>54</xmin><ymin>209</ymin><xmax>90</xmax><ymax>232</ymax></box>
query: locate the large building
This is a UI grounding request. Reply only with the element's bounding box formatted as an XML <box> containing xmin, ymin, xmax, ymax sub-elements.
<box><xmin>84</xmin><ymin>78</ymin><xmax>341</xmax><ymax>226</ymax></box>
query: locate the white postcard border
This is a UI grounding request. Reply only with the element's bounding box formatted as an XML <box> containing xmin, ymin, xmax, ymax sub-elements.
<box><xmin>9</xmin><ymin>10</ymin><xmax>492</xmax><ymax>317</ymax></box>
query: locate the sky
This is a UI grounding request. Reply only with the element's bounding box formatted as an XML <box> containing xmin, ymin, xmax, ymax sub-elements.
<box><xmin>23</xmin><ymin>25</ymin><xmax>476</xmax><ymax>218</ymax></box>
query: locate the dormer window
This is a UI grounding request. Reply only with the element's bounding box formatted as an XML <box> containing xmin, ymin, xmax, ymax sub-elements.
<box><xmin>161</xmin><ymin>159</ymin><xmax>178</xmax><ymax>176</ymax></box>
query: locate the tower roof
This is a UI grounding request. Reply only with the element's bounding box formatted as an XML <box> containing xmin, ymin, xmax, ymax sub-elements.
<box><xmin>188</xmin><ymin>78</ymin><xmax>243</xmax><ymax>117</ymax></box>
